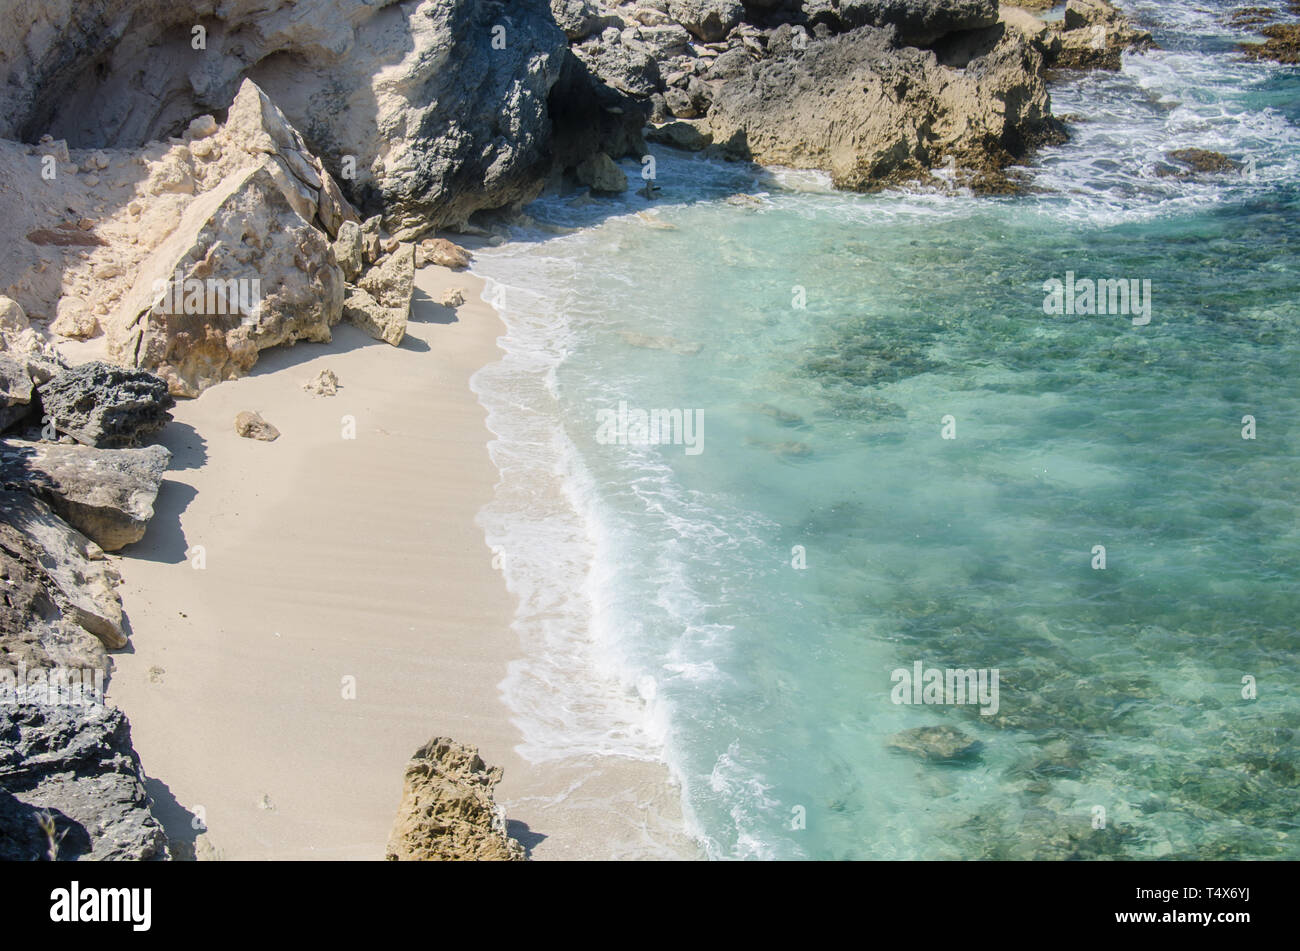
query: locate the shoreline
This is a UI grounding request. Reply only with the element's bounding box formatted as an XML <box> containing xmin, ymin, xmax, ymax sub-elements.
<box><xmin>101</xmin><ymin>260</ymin><xmax>696</xmax><ymax>860</ymax></box>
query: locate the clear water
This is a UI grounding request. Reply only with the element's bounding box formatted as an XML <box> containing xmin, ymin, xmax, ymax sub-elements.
<box><xmin>470</xmin><ymin>0</ymin><xmax>1300</xmax><ymax>859</ymax></box>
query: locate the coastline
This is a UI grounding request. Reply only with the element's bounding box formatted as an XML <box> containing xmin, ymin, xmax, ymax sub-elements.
<box><xmin>100</xmin><ymin>260</ymin><xmax>696</xmax><ymax>860</ymax></box>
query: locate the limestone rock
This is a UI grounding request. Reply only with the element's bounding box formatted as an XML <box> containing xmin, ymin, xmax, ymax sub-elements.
<box><xmin>888</xmin><ymin>725</ymin><xmax>982</xmax><ymax>762</ymax></box>
<box><xmin>707</xmin><ymin>23</ymin><xmax>1055</xmax><ymax>191</ymax></box>
<box><xmin>0</xmin><ymin>441</ymin><xmax>171</xmax><ymax>551</ymax></box>
<box><xmin>234</xmin><ymin>411</ymin><xmax>280</xmax><ymax>442</ymax></box>
<box><xmin>0</xmin><ymin>297</ymin><xmax>28</xmax><ymax>332</ymax></box>
<box><xmin>50</xmin><ymin>298</ymin><xmax>97</xmax><ymax>339</ymax></box>
<box><xmin>105</xmin><ymin>159</ymin><xmax>345</xmax><ymax>398</ymax></box>
<box><xmin>385</xmin><ymin>737</ymin><xmax>525</xmax><ymax>861</ymax></box>
<box><xmin>345</xmin><ymin>245</ymin><xmax>414</xmax><ymax>346</ymax></box>
<box><xmin>38</xmin><ymin>362</ymin><xmax>174</xmax><ymax>448</ymax></box>
<box><xmin>439</xmin><ymin>288</ymin><xmax>467</xmax><ymax>309</ymax></box>
<box><xmin>668</xmin><ymin>0</ymin><xmax>745</xmax><ymax>42</ymax></box>
<box><xmin>333</xmin><ymin>220</ymin><xmax>364</xmax><ymax>283</ymax></box>
<box><xmin>818</xmin><ymin>0</ymin><xmax>1002</xmax><ymax>47</ymax></box>
<box><xmin>303</xmin><ymin>369</ymin><xmax>340</xmax><ymax>396</ymax></box>
<box><xmin>416</xmin><ymin>239</ymin><xmax>473</xmax><ymax>270</ymax></box>
<box><xmin>0</xmin><ymin>355</ymin><xmax>35</xmax><ymax>432</ymax></box>
<box><xmin>576</xmin><ymin>152</ymin><xmax>629</xmax><ymax>193</ymax></box>
<box><xmin>0</xmin><ymin>490</ymin><xmax>125</xmax><ymax>649</ymax></box>
<box><xmin>552</xmin><ymin>0</ymin><xmax>624</xmax><ymax>40</ymax></box>
<box><xmin>1050</xmin><ymin>0</ymin><xmax>1153</xmax><ymax>70</ymax></box>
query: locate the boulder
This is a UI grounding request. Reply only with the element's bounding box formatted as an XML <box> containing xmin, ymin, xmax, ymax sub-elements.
<box><xmin>416</xmin><ymin>239</ymin><xmax>473</xmax><ymax>270</ymax></box>
<box><xmin>576</xmin><ymin>152</ymin><xmax>629</xmax><ymax>193</ymax></box>
<box><xmin>439</xmin><ymin>288</ymin><xmax>467</xmax><ymax>309</ymax></box>
<box><xmin>1050</xmin><ymin>0</ymin><xmax>1153</xmax><ymax>70</ymax></box>
<box><xmin>552</xmin><ymin>0</ymin><xmax>624</xmax><ymax>40</ymax></box>
<box><xmin>0</xmin><ymin>441</ymin><xmax>171</xmax><ymax>551</ymax></box>
<box><xmin>0</xmin><ymin>297</ymin><xmax>29</xmax><ymax>332</ymax></box>
<box><xmin>234</xmin><ymin>411</ymin><xmax>280</xmax><ymax>442</ymax></box>
<box><xmin>0</xmin><ymin>490</ymin><xmax>125</xmax><ymax>649</ymax></box>
<box><xmin>104</xmin><ymin>160</ymin><xmax>345</xmax><ymax>398</ymax></box>
<box><xmin>385</xmin><ymin>737</ymin><xmax>525</xmax><ymax>861</ymax></box>
<box><xmin>668</xmin><ymin>0</ymin><xmax>745</xmax><ymax>42</ymax></box>
<box><xmin>38</xmin><ymin>362</ymin><xmax>174</xmax><ymax>449</ymax></box>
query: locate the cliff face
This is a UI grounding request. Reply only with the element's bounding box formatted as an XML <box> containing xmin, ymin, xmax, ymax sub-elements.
<box><xmin>1</xmin><ymin>0</ymin><xmax>569</xmax><ymax>232</ymax></box>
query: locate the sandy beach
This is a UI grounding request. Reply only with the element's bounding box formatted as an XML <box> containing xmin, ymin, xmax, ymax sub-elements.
<box><xmin>91</xmin><ymin>262</ymin><xmax>697</xmax><ymax>861</ymax></box>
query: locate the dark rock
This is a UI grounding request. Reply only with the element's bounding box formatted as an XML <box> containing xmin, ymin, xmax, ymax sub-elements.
<box><xmin>37</xmin><ymin>362</ymin><xmax>173</xmax><ymax>448</ymax></box>
<box><xmin>0</xmin><ymin>703</ymin><xmax>167</xmax><ymax>860</ymax></box>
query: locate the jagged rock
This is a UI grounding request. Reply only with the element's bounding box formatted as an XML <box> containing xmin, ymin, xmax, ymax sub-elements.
<box><xmin>0</xmin><ymin>441</ymin><xmax>170</xmax><ymax>551</ymax></box>
<box><xmin>0</xmin><ymin>490</ymin><xmax>125</xmax><ymax>649</ymax></box>
<box><xmin>708</xmin><ymin>23</ymin><xmax>1054</xmax><ymax>191</ymax></box>
<box><xmin>345</xmin><ymin>245</ymin><xmax>414</xmax><ymax>346</ymax></box>
<box><xmin>38</xmin><ymin>362</ymin><xmax>174</xmax><ymax>449</ymax></box>
<box><xmin>669</xmin><ymin>0</ymin><xmax>745</xmax><ymax>42</ymax></box>
<box><xmin>302</xmin><ymin>369</ymin><xmax>340</xmax><ymax>396</ymax></box>
<box><xmin>439</xmin><ymin>288</ymin><xmax>467</xmax><ymax>308</ymax></box>
<box><xmin>0</xmin><ymin>355</ymin><xmax>35</xmax><ymax>432</ymax></box>
<box><xmin>416</xmin><ymin>239</ymin><xmax>473</xmax><ymax>270</ymax></box>
<box><xmin>385</xmin><ymin>737</ymin><xmax>525</xmax><ymax>861</ymax></box>
<box><xmin>101</xmin><ymin>88</ymin><xmax>347</xmax><ymax>397</ymax></box>
<box><xmin>234</xmin><ymin>411</ymin><xmax>280</xmax><ymax>442</ymax></box>
<box><xmin>574</xmin><ymin>30</ymin><xmax>664</xmax><ymax>97</ymax></box>
<box><xmin>333</xmin><ymin>220</ymin><xmax>364</xmax><ymax>283</ymax></box>
<box><xmin>648</xmin><ymin>120</ymin><xmax>715</xmax><ymax>151</ymax></box>
<box><xmin>888</xmin><ymin>725</ymin><xmax>982</xmax><ymax>762</ymax></box>
<box><xmin>0</xmin><ymin>703</ymin><xmax>166</xmax><ymax>860</ymax></box>
<box><xmin>576</xmin><ymin>152</ymin><xmax>629</xmax><ymax>193</ymax></box>
<box><xmin>552</xmin><ymin>0</ymin><xmax>624</xmax><ymax>40</ymax></box>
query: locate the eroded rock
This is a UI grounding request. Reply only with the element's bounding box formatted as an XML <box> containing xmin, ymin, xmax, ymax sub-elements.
<box><xmin>386</xmin><ymin>736</ymin><xmax>525</xmax><ymax>861</ymax></box>
<box><xmin>38</xmin><ymin>362</ymin><xmax>174</xmax><ymax>448</ymax></box>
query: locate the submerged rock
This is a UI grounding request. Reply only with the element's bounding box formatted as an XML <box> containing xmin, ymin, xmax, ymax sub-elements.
<box><xmin>38</xmin><ymin>362</ymin><xmax>174</xmax><ymax>449</ymax></box>
<box><xmin>386</xmin><ymin>737</ymin><xmax>525</xmax><ymax>861</ymax></box>
<box><xmin>0</xmin><ymin>441</ymin><xmax>170</xmax><ymax>552</ymax></box>
<box><xmin>888</xmin><ymin>725</ymin><xmax>982</xmax><ymax>762</ymax></box>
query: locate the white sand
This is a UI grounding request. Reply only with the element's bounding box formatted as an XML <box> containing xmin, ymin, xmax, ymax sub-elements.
<box><xmin>98</xmin><ymin>263</ymin><xmax>699</xmax><ymax>860</ymax></box>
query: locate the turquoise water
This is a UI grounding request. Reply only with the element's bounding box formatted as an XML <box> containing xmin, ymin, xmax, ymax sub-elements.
<box><xmin>471</xmin><ymin>0</ymin><xmax>1300</xmax><ymax>859</ymax></box>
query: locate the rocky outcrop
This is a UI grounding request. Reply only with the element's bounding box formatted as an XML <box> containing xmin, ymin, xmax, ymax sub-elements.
<box><xmin>1241</xmin><ymin>24</ymin><xmax>1300</xmax><ymax>65</ymax></box>
<box><xmin>386</xmin><ymin>737</ymin><xmax>525</xmax><ymax>861</ymax></box>
<box><xmin>0</xmin><ymin>441</ymin><xmax>171</xmax><ymax>552</ymax></box>
<box><xmin>37</xmin><ymin>363</ymin><xmax>174</xmax><ymax>448</ymax></box>
<box><xmin>708</xmin><ymin>23</ymin><xmax>1056</xmax><ymax>190</ymax></box>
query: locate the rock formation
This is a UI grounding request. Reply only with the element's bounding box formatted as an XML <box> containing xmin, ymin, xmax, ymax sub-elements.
<box><xmin>37</xmin><ymin>363</ymin><xmax>175</xmax><ymax>448</ymax></box>
<box><xmin>386</xmin><ymin>737</ymin><xmax>525</xmax><ymax>861</ymax></box>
